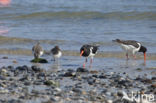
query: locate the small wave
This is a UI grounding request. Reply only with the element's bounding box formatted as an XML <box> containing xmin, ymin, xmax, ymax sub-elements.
<box><xmin>14</xmin><ymin>11</ymin><xmax>156</xmax><ymax>20</ymax></box>
<box><xmin>0</xmin><ymin>36</ymin><xmax>65</xmax><ymax>45</ymax></box>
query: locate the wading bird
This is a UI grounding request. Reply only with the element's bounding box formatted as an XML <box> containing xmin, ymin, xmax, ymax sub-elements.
<box><xmin>80</xmin><ymin>44</ymin><xmax>98</xmax><ymax>68</ymax></box>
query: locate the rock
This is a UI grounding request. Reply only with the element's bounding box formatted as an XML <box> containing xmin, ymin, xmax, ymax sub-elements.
<box><xmin>24</xmin><ymin>81</ymin><xmax>31</xmax><ymax>86</ymax></box>
<box><xmin>0</xmin><ymin>75</ymin><xmax>6</xmax><ymax>80</ymax></box>
<box><xmin>0</xmin><ymin>69</ymin><xmax>7</xmax><ymax>74</ymax></box>
<box><xmin>151</xmin><ymin>77</ymin><xmax>156</xmax><ymax>81</ymax></box>
<box><xmin>117</xmin><ymin>91</ymin><xmax>123</xmax><ymax>97</ymax></box>
<box><xmin>44</xmin><ymin>80</ymin><xmax>59</xmax><ymax>87</ymax></box>
<box><xmin>54</xmin><ymin>88</ymin><xmax>62</xmax><ymax>92</ymax></box>
<box><xmin>13</xmin><ymin>60</ymin><xmax>18</xmax><ymax>63</ymax></box>
<box><xmin>99</xmin><ymin>75</ymin><xmax>107</xmax><ymax>79</ymax></box>
<box><xmin>19</xmin><ymin>76</ymin><xmax>29</xmax><ymax>81</ymax></box>
<box><xmin>2</xmin><ymin>56</ymin><xmax>8</xmax><ymax>59</ymax></box>
<box><xmin>50</xmin><ymin>96</ymin><xmax>60</xmax><ymax>102</ymax></box>
<box><xmin>64</xmin><ymin>69</ymin><xmax>76</xmax><ymax>77</ymax></box>
<box><xmin>8</xmin><ymin>65</ymin><xmax>15</xmax><ymax>71</ymax></box>
<box><xmin>0</xmin><ymin>87</ymin><xmax>9</xmax><ymax>93</ymax></box>
<box><xmin>151</xmin><ymin>84</ymin><xmax>156</xmax><ymax>88</ymax></box>
<box><xmin>72</xmin><ymin>88</ymin><xmax>82</xmax><ymax>94</ymax></box>
<box><xmin>136</xmin><ymin>68</ymin><xmax>142</xmax><ymax>71</ymax></box>
<box><xmin>76</xmin><ymin>67</ymin><xmax>89</xmax><ymax>73</ymax></box>
<box><xmin>88</xmin><ymin>78</ymin><xmax>95</xmax><ymax>85</ymax></box>
<box><xmin>16</xmin><ymin>66</ymin><xmax>27</xmax><ymax>71</ymax></box>
<box><xmin>141</xmin><ymin>78</ymin><xmax>152</xmax><ymax>84</ymax></box>
<box><xmin>31</xmin><ymin>65</ymin><xmax>41</xmax><ymax>72</ymax></box>
<box><xmin>30</xmin><ymin>58</ymin><xmax>48</xmax><ymax>63</ymax></box>
<box><xmin>90</xmin><ymin>70</ymin><xmax>98</xmax><ymax>74</ymax></box>
<box><xmin>92</xmin><ymin>74</ymin><xmax>98</xmax><ymax>78</ymax></box>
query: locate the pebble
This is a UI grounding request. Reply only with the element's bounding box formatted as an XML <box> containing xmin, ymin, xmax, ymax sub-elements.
<box><xmin>0</xmin><ymin>65</ymin><xmax>154</xmax><ymax>102</ymax></box>
<box><xmin>31</xmin><ymin>65</ymin><xmax>41</xmax><ymax>72</ymax></box>
<box><xmin>76</xmin><ymin>67</ymin><xmax>89</xmax><ymax>73</ymax></box>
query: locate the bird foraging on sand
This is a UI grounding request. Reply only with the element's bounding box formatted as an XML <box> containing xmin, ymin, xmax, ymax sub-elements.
<box><xmin>113</xmin><ymin>39</ymin><xmax>147</xmax><ymax>64</ymax></box>
<box><xmin>51</xmin><ymin>46</ymin><xmax>62</xmax><ymax>61</ymax></box>
<box><xmin>32</xmin><ymin>42</ymin><xmax>44</xmax><ymax>59</ymax></box>
<box><xmin>80</xmin><ymin>44</ymin><xmax>99</xmax><ymax>68</ymax></box>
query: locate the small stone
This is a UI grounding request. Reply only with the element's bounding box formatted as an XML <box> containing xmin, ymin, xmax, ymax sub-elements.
<box><xmin>117</xmin><ymin>91</ymin><xmax>123</xmax><ymax>97</ymax></box>
<box><xmin>72</xmin><ymin>88</ymin><xmax>82</xmax><ymax>94</ymax></box>
<box><xmin>136</xmin><ymin>68</ymin><xmax>142</xmax><ymax>71</ymax></box>
<box><xmin>13</xmin><ymin>60</ymin><xmax>17</xmax><ymax>63</ymax></box>
<box><xmin>0</xmin><ymin>87</ymin><xmax>9</xmax><ymax>93</ymax></box>
<box><xmin>1</xmin><ymin>69</ymin><xmax>7</xmax><ymax>73</ymax></box>
<box><xmin>16</xmin><ymin>66</ymin><xmax>26</xmax><ymax>71</ymax></box>
<box><xmin>90</xmin><ymin>70</ymin><xmax>98</xmax><ymax>74</ymax></box>
<box><xmin>142</xmin><ymin>78</ymin><xmax>152</xmax><ymax>84</ymax></box>
<box><xmin>151</xmin><ymin>77</ymin><xmax>156</xmax><ymax>80</ymax></box>
<box><xmin>2</xmin><ymin>56</ymin><xmax>8</xmax><ymax>59</ymax></box>
<box><xmin>55</xmin><ymin>88</ymin><xmax>62</xmax><ymax>92</ymax></box>
<box><xmin>64</xmin><ymin>70</ymin><xmax>76</xmax><ymax>77</ymax></box>
<box><xmin>99</xmin><ymin>75</ymin><xmax>107</xmax><ymax>79</ymax></box>
<box><xmin>151</xmin><ymin>84</ymin><xmax>156</xmax><ymax>88</ymax></box>
<box><xmin>44</xmin><ymin>80</ymin><xmax>59</xmax><ymax>87</ymax></box>
<box><xmin>24</xmin><ymin>81</ymin><xmax>31</xmax><ymax>86</ymax></box>
<box><xmin>76</xmin><ymin>67</ymin><xmax>89</xmax><ymax>73</ymax></box>
<box><xmin>31</xmin><ymin>65</ymin><xmax>41</xmax><ymax>72</ymax></box>
<box><xmin>82</xmin><ymin>91</ymin><xmax>87</xmax><ymax>95</ymax></box>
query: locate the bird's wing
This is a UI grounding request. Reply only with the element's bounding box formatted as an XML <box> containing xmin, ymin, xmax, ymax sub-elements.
<box><xmin>113</xmin><ymin>39</ymin><xmax>140</xmax><ymax>48</ymax></box>
<box><xmin>92</xmin><ymin>46</ymin><xmax>98</xmax><ymax>54</ymax></box>
<box><xmin>51</xmin><ymin>48</ymin><xmax>58</xmax><ymax>55</ymax></box>
<box><xmin>121</xmin><ymin>40</ymin><xmax>140</xmax><ymax>48</ymax></box>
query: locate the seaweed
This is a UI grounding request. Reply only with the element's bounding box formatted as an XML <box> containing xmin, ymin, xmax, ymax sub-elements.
<box><xmin>30</xmin><ymin>58</ymin><xmax>48</xmax><ymax>63</ymax></box>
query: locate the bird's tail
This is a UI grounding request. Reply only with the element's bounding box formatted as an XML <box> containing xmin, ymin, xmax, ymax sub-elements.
<box><xmin>112</xmin><ymin>39</ymin><xmax>122</xmax><ymax>43</ymax></box>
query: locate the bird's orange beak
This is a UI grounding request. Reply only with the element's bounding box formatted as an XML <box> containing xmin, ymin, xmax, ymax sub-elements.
<box><xmin>144</xmin><ymin>52</ymin><xmax>146</xmax><ymax>65</ymax></box>
<box><xmin>80</xmin><ymin>50</ymin><xmax>84</xmax><ymax>57</ymax></box>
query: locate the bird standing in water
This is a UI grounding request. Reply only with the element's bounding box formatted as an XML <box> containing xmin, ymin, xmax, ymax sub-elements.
<box><xmin>80</xmin><ymin>44</ymin><xmax>99</xmax><ymax>68</ymax></box>
<box><xmin>51</xmin><ymin>46</ymin><xmax>62</xmax><ymax>61</ymax></box>
<box><xmin>113</xmin><ymin>39</ymin><xmax>147</xmax><ymax>64</ymax></box>
<box><xmin>32</xmin><ymin>42</ymin><xmax>44</xmax><ymax>59</ymax></box>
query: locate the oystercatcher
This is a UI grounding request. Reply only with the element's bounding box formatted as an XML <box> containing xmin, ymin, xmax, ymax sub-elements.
<box><xmin>80</xmin><ymin>45</ymin><xmax>99</xmax><ymax>68</ymax></box>
<box><xmin>113</xmin><ymin>39</ymin><xmax>147</xmax><ymax>63</ymax></box>
<box><xmin>32</xmin><ymin>42</ymin><xmax>44</xmax><ymax>59</ymax></box>
<box><xmin>51</xmin><ymin>46</ymin><xmax>62</xmax><ymax>61</ymax></box>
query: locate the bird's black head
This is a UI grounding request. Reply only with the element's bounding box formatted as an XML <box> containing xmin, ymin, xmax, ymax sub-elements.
<box><xmin>139</xmin><ymin>46</ymin><xmax>147</xmax><ymax>53</ymax></box>
<box><xmin>55</xmin><ymin>46</ymin><xmax>60</xmax><ymax>50</ymax></box>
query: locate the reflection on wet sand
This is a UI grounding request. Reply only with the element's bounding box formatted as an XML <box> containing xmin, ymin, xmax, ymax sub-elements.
<box><xmin>0</xmin><ymin>22</ymin><xmax>9</xmax><ymax>36</ymax></box>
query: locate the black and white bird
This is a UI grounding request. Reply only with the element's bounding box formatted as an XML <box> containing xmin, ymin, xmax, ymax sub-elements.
<box><xmin>80</xmin><ymin>44</ymin><xmax>99</xmax><ymax>68</ymax></box>
<box><xmin>32</xmin><ymin>42</ymin><xmax>44</xmax><ymax>59</ymax></box>
<box><xmin>51</xmin><ymin>46</ymin><xmax>62</xmax><ymax>61</ymax></box>
<box><xmin>113</xmin><ymin>39</ymin><xmax>147</xmax><ymax>63</ymax></box>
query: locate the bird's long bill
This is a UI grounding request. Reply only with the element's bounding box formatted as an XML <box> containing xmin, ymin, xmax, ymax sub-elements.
<box><xmin>144</xmin><ymin>53</ymin><xmax>146</xmax><ymax>64</ymax></box>
<box><xmin>80</xmin><ymin>50</ymin><xmax>84</xmax><ymax>57</ymax></box>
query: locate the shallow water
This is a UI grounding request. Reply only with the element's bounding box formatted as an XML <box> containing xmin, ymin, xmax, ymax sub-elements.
<box><xmin>0</xmin><ymin>0</ymin><xmax>156</xmax><ymax>70</ymax></box>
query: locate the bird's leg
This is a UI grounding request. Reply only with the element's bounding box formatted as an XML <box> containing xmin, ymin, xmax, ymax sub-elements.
<box><xmin>89</xmin><ymin>58</ymin><xmax>93</xmax><ymax>68</ymax></box>
<box><xmin>126</xmin><ymin>53</ymin><xmax>129</xmax><ymax>60</ymax></box>
<box><xmin>83</xmin><ymin>58</ymin><xmax>87</xmax><ymax>68</ymax></box>
<box><xmin>133</xmin><ymin>55</ymin><xmax>136</xmax><ymax>60</ymax></box>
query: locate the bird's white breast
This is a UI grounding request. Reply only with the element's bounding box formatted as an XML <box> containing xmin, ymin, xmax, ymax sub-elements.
<box><xmin>39</xmin><ymin>51</ymin><xmax>44</xmax><ymax>56</ymax></box>
<box><xmin>53</xmin><ymin>51</ymin><xmax>62</xmax><ymax>58</ymax></box>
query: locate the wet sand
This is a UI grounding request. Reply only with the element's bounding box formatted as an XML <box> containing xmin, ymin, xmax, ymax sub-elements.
<box><xmin>0</xmin><ymin>48</ymin><xmax>156</xmax><ymax>60</ymax></box>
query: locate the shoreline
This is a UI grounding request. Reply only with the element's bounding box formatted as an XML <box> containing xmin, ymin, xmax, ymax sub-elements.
<box><xmin>0</xmin><ymin>49</ymin><xmax>156</xmax><ymax>60</ymax></box>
